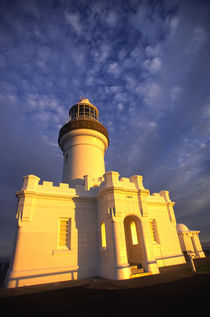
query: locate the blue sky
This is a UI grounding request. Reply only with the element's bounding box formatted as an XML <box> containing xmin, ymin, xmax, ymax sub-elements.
<box><xmin>0</xmin><ymin>0</ymin><xmax>210</xmax><ymax>256</ymax></box>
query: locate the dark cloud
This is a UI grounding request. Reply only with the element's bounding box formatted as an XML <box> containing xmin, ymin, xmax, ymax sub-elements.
<box><xmin>0</xmin><ymin>0</ymin><xmax>210</xmax><ymax>256</ymax></box>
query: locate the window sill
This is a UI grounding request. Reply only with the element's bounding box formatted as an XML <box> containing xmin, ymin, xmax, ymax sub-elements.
<box><xmin>100</xmin><ymin>247</ymin><xmax>109</xmax><ymax>253</ymax></box>
<box><xmin>152</xmin><ymin>241</ymin><xmax>160</xmax><ymax>246</ymax></box>
<box><xmin>52</xmin><ymin>249</ymin><xmax>71</xmax><ymax>255</ymax></box>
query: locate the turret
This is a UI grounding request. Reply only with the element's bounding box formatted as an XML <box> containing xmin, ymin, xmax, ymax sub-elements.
<box><xmin>58</xmin><ymin>98</ymin><xmax>109</xmax><ymax>183</ymax></box>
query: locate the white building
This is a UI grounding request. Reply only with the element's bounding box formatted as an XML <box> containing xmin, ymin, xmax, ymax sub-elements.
<box><xmin>6</xmin><ymin>98</ymin><xmax>205</xmax><ymax>287</ymax></box>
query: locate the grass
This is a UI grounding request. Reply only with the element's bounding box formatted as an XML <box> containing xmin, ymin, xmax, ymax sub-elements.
<box><xmin>196</xmin><ymin>265</ymin><xmax>210</xmax><ymax>273</ymax></box>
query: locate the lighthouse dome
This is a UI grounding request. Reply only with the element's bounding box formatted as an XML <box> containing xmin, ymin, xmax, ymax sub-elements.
<box><xmin>176</xmin><ymin>223</ymin><xmax>189</xmax><ymax>233</ymax></box>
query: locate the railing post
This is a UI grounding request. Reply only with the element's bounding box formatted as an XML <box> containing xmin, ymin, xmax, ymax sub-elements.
<box><xmin>188</xmin><ymin>252</ymin><xmax>196</xmax><ymax>272</ymax></box>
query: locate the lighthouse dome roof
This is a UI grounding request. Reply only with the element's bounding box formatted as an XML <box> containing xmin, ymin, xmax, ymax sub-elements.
<box><xmin>78</xmin><ymin>97</ymin><xmax>92</xmax><ymax>105</ymax></box>
<box><xmin>176</xmin><ymin>223</ymin><xmax>189</xmax><ymax>232</ymax></box>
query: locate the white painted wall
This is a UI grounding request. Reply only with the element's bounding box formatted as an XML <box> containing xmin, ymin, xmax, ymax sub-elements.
<box><xmin>60</xmin><ymin>129</ymin><xmax>109</xmax><ymax>183</ymax></box>
<box><xmin>6</xmin><ymin>172</ymin><xmax>205</xmax><ymax>288</ymax></box>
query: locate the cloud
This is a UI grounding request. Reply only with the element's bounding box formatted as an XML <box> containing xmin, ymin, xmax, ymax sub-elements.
<box><xmin>117</xmin><ymin>103</ymin><xmax>124</xmax><ymax>111</ymax></box>
<box><xmin>105</xmin><ymin>11</ymin><xmax>118</xmax><ymax>27</ymax></box>
<box><xmin>91</xmin><ymin>43</ymin><xmax>111</xmax><ymax>64</ymax></box>
<box><xmin>107</xmin><ymin>62</ymin><xmax>121</xmax><ymax>77</ymax></box>
<box><xmin>64</xmin><ymin>12</ymin><xmax>83</xmax><ymax>35</ymax></box>
<box><xmin>129</xmin><ymin>0</ymin><xmax>175</xmax><ymax>44</ymax></box>
<box><xmin>143</xmin><ymin>57</ymin><xmax>162</xmax><ymax>74</ymax></box>
<box><xmin>145</xmin><ymin>44</ymin><xmax>162</xmax><ymax>58</ymax></box>
<box><xmin>169</xmin><ymin>16</ymin><xmax>179</xmax><ymax>33</ymax></box>
<box><xmin>170</xmin><ymin>86</ymin><xmax>182</xmax><ymax>102</ymax></box>
<box><xmin>136</xmin><ymin>81</ymin><xmax>162</xmax><ymax>106</ymax></box>
<box><xmin>148</xmin><ymin>121</ymin><xmax>157</xmax><ymax>128</ymax></box>
<box><xmin>187</xmin><ymin>26</ymin><xmax>207</xmax><ymax>53</ymax></box>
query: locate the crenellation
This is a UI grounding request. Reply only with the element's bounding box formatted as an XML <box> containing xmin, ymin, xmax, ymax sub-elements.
<box><xmin>92</xmin><ymin>176</ymin><xmax>104</xmax><ymax>187</ymax></box>
<box><xmin>59</xmin><ymin>183</ymin><xmax>70</xmax><ymax>189</ymax></box>
<box><xmin>21</xmin><ymin>176</ymin><xmax>77</xmax><ymax>197</ymax></box>
<box><xmin>42</xmin><ymin>181</ymin><xmax>54</xmax><ymax>187</ymax></box>
<box><xmin>104</xmin><ymin>171</ymin><xmax>120</xmax><ymax>187</ymax></box>
<box><xmin>152</xmin><ymin>193</ymin><xmax>160</xmax><ymax>197</ymax></box>
<box><xmin>159</xmin><ymin>190</ymin><xmax>171</xmax><ymax>202</ymax></box>
<box><xmin>130</xmin><ymin>175</ymin><xmax>144</xmax><ymax>190</ymax></box>
<box><xmin>103</xmin><ymin>172</ymin><xmax>145</xmax><ymax>191</ymax></box>
<box><xmin>84</xmin><ymin>175</ymin><xmax>104</xmax><ymax>191</ymax></box>
<box><xmin>119</xmin><ymin>177</ymin><xmax>136</xmax><ymax>190</ymax></box>
<box><xmin>22</xmin><ymin>174</ymin><xmax>40</xmax><ymax>190</ymax></box>
<box><xmin>120</xmin><ymin>177</ymin><xmax>130</xmax><ymax>183</ymax></box>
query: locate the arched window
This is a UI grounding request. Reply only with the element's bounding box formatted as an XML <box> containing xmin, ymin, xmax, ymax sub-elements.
<box><xmin>101</xmin><ymin>222</ymin><xmax>107</xmax><ymax>248</ymax></box>
<box><xmin>130</xmin><ymin>221</ymin><xmax>138</xmax><ymax>245</ymax></box>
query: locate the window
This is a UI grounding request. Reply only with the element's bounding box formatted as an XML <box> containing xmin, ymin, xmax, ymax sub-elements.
<box><xmin>85</xmin><ymin>105</ymin><xmax>90</xmax><ymax>116</ymax></box>
<box><xmin>70</xmin><ymin>105</ymin><xmax>78</xmax><ymax>120</ymax></box>
<box><xmin>130</xmin><ymin>221</ymin><xmax>138</xmax><ymax>245</ymax></box>
<box><xmin>79</xmin><ymin>105</ymin><xmax>84</xmax><ymax>117</ymax></box>
<box><xmin>59</xmin><ymin>219</ymin><xmax>71</xmax><ymax>248</ymax></box>
<box><xmin>101</xmin><ymin>222</ymin><xmax>107</xmax><ymax>248</ymax></box>
<box><xmin>150</xmin><ymin>220</ymin><xmax>158</xmax><ymax>243</ymax></box>
<box><xmin>90</xmin><ymin>108</ymin><xmax>94</xmax><ymax>117</ymax></box>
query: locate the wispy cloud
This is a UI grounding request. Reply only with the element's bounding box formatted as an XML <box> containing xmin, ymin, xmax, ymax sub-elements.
<box><xmin>64</xmin><ymin>12</ymin><xmax>83</xmax><ymax>35</ymax></box>
<box><xmin>143</xmin><ymin>57</ymin><xmax>162</xmax><ymax>74</ymax></box>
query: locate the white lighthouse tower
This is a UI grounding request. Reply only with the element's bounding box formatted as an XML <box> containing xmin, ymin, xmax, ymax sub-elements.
<box><xmin>59</xmin><ymin>98</ymin><xmax>109</xmax><ymax>183</ymax></box>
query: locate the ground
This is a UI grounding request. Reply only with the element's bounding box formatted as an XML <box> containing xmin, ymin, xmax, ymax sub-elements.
<box><xmin>1</xmin><ymin>256</ymin><xmax>210</xmax><ymax>315</ymax></box>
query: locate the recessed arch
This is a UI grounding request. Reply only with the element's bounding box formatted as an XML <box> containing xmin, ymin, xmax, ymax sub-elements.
<box><xmin>124</xmin><ymin>215</ymin><xmax>144</xmax><ymax>266</ymax></box>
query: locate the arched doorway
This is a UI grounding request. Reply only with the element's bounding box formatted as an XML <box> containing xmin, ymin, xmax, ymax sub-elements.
<box><xmin>124</xmin><ymin>216</ymin><xmax>143</xmax><ymax>266</ymax></box>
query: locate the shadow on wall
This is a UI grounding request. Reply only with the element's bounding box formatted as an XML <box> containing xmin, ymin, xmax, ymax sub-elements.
<box><xmin>3</xmin><ymin>223</ymin><xmax>18</xmax><ymax>288</ymax></box>
<box><xmin>3</xmin><ymin>217</ymin><xmax>80</xmax><ymax>288</ymax></box>
<box><xmin>4</xmin><ymin>269</ymin><xmax>78</xmax><ymax>288</ymax></box>
<box><xmin>0</xmin><ymin>259</ymin><xmax>10</xmax><ymax>287</ymax></box>
<box><xmin>74</xmin><ymin>196</ymin><xmax>99</xmax><ymax>279</ymax></box>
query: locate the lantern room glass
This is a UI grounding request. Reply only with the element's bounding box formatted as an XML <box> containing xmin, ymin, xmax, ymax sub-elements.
<box><xmin>69</xmin><ymin>104</ymin><xmax>98</xmax><ymax>121</ymax></box>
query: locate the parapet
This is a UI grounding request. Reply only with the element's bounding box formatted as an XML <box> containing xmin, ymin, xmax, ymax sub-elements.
<box><xmin>18</xmin><ymin>174</ymin><xmax>76</xmax><ymax>197</ymax></box>
<box><xmin>103</xmin><ymin>171</ymin><xmax>145</xmax><ymax>191</ymax></box>
<box><xmin>159</xmin><ymin>190</ymin><xmax>171</xmax><ymax>202</ymax></box>
<box><xmin>19</xmin><ymin>173</ymin><xmax>171</xmax><ymax>201</ymax></box>
<box><xmin>19</xmin><ymin>172</ymin><xmax>147</xmax><ymax>195</ymax></box>
<box><xmin>18</xmin><ymin>174</ymin><xmax>106</xmax><ymax>199</ymax></box>
<box><xmin>84</xmin><ymin>175</ymin><xmax>104</xmax><ymax>190</ymax></box>
<box><xmin>21</xmin><ymin>174</ymin><xmax>40</xmax><ymax>190</ymax></box>
<box><xmin>146</xmin><ymin>190</ymin><xmax>174</xmax><ymax>205</ymax></box>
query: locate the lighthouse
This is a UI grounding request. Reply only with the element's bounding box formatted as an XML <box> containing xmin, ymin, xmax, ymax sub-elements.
<box><xmin>58</xmin><ymin>98</ymin><xmax>109</xmax><ymax>183</ymax></box>
<box><xmin>5</xmin><ymin>98</ymin><xmax>205</xmax><ymax>288</ymax></box>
